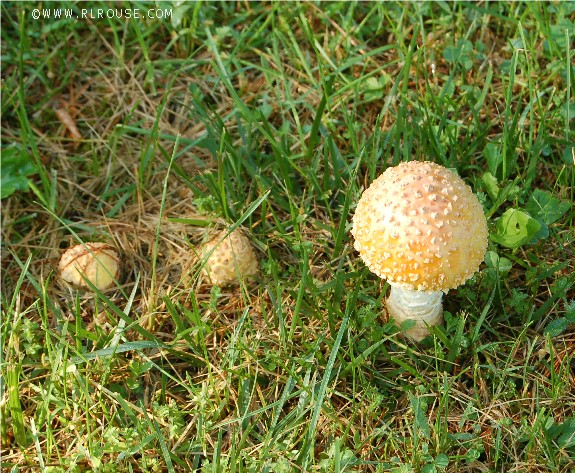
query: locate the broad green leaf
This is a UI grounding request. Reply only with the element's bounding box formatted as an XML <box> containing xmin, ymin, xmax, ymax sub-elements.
<box><xmin>558</xmin><ymin>418</ymin><xmax>575</xmax><ymax>449</ymax></box>
<box><xmin>545</xmin><ymin>417</ymin><xmax>564</xmax><ymax>440</ymax></box>
<box><xmin>400</xmin><ymin>318</ymin><xmax>416</xmax><ymax>332</ymax></box>
<box><xmin>409</xmin><ymin>393</ymin><xmax>430</xmax><ymax>439</ymax></box>
<box><xmin>483</xmin><ymin>143</ymin><xmax>502</xmax><ymax>177</ymax></box>
<box><xmin>484</xmin><ymin>251</ymin><xmax>512</xmax><ymax>273</ymax></box>
<box><xmin>435</xmin><ymin>453</ymin><xmax>449</xmax><ymax>469</ymax></box>
<box><xmin>566</xmin><ymin>300</ymin><xmax>575</xmax><ymax>320</ymax></box>
<box><xmin>422</xmin><ymin>465</ymin><xmax>437</xmax><ymax>473</ymax></box>
<box><xmin>544</xmin><ymin>317</ymin><xmax>570</xmax><ymax>337</ymax></box>
<box><xmin>525</xmin><ymin>189</ymin><xmax>571</xmax><ymax>225</ymax></box>
<box><xmin>546</xmin><ymin>417</ymin><xmax>575</xmax><ymax>450</ymax></box>
<box><xmin>1</xmin><ymin>144</ymin><xmax>38</xmax><ymax>199</ymax></box>
<box><xmin>481</xmin><ymin>172</ymin><xmax>499</xmax><ymax>201</ymax></box>
<box><xmin>491</xmin><ymin>208</ymin><xmax>541</xmax><ymax>248</ymax></box>
<box><xmin>443</xmin><ymin>39</ymin><xmax>474</xmax><ymax>70</ymax></box>
<box><xmin>527</xmin><ymin>222</ymin><xmax>550</xmax><ymax>244</ymax></box>
<box><xmin>549</xmin><ymin>19</ymin><xmax>575</xmax><ymax>48</ymax></box>
<box><xmin>560</xmin><ymin>102</ymin><xmax>574</xmax><ymax>121</ymax></box>
<box><xmin>363</xmin><ymin>75</ymin><xmax>388</xmax><ymax>101</ymax></box>
<box><xmin>563</xmin><ymin>145</ymin><xmax>574</xmax><ymax>164</ymax></box>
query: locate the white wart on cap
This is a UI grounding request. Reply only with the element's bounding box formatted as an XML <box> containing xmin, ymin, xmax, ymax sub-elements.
<box><xmin>351</xmin><ymin>161</ymin><xmax>488</xmax><ymax>340</ymax></box>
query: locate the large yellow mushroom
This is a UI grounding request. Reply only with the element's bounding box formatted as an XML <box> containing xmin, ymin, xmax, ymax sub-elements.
<box><xmin>351</xmin><ymin>161</ymin><xmax>488</xmax><ymax>340</ymax></box>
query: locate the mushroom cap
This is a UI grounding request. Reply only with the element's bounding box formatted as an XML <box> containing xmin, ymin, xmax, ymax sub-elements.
<box><xmin>201</xmin><ymin>228</ymin><xmax>259</xmax><ymax>286</ymax></box>
<box><xmin>59</xmin><ymin>242</ymin><xmax>120</xmax><ymax>290</ymax></box>
<box><xmin>351</xmin><ymin>161</ymin><xmax>488</xmax><ymax>292</ymax></box>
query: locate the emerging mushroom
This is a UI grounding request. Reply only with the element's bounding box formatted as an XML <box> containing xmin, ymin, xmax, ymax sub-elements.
<box><xmin>59</xmin><ymin>242</ymin><xmax>120</xmax><ymax>291</ymax></box>
<box><xmin>351</xmin><ymin>161</ymin><xmax>488</xmax><ymax>340</ymax></box>
<box><xmin>201</xmin><ymin>228</ymin><xmax>259</xmax><ymax>286</ymax></box>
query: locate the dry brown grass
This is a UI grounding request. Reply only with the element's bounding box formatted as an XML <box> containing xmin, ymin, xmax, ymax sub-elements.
<box><xmin>2</xmin><ymin>2</ymin><xmax>575</xmax><ymax>472</ymax></box>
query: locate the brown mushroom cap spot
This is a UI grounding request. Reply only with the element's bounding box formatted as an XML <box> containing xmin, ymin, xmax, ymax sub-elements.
<box><xmin>351</xmin><ymin>161</ymin><xmax>488</xmax><ymax>291</ymax></box>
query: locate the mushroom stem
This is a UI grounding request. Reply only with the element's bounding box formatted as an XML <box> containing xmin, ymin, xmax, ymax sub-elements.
<box><xmin>386</xmin><ymin>283</ymin><xmax>443</xmax><ymax>341</ymax></box>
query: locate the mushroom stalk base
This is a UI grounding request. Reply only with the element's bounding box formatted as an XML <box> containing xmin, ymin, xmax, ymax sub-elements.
<box><xmin>386</xmin><ymin>284</ymin><xmax>443</xmax><ymax>341</ymax></box>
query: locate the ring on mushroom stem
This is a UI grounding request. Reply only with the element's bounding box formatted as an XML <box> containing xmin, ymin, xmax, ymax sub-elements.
<box><xmin>351</xmin><ymin>161</ymin><xmax>488</xmax><ymax>341</ymax></box>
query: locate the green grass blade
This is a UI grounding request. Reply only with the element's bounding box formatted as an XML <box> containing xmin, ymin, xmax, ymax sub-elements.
<box><xmin>298</xmin><ymin>311</ymin><xmax>349</xmax><ymax>469</ymax></box>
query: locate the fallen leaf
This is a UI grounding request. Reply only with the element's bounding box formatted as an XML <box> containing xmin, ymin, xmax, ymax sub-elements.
<box><xmin>55</xmin><ymin>108</ymin><xmax>82</xmax><ymax>140</ymax></box>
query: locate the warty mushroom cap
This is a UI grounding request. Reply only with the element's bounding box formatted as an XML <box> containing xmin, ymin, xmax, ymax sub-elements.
<box><xmin>201</xmin><ymin>228</ymin><xmax>259</xmax><ymax>286</ymax></box>
<box><xmin>351</xmin><ymin>161</ymin><xmax>488</xmax><ymax>292</ymax></box>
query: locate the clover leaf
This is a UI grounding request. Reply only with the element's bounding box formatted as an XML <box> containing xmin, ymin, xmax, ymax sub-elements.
<box><xmin>1</xmin><ymin>144</ymin><xmax>38</xmax><ymax>199</ymax></box>
<box><xmin>491</xmin><ymin>208</ymin><xmax>541</xmax><ymax>249</ymax></box>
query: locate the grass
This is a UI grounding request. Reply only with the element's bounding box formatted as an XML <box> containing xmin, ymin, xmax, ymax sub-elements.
<box><xmin>1</xmin><ymin>1</ymin><xmax>574</xmax><ymax>472</ymax></box>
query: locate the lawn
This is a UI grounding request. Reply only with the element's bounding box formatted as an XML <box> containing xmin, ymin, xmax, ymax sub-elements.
<box><xmin>1</xmin><ymin>1</ymin><xmax>574</xmax><ymax>472</ymax></box>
